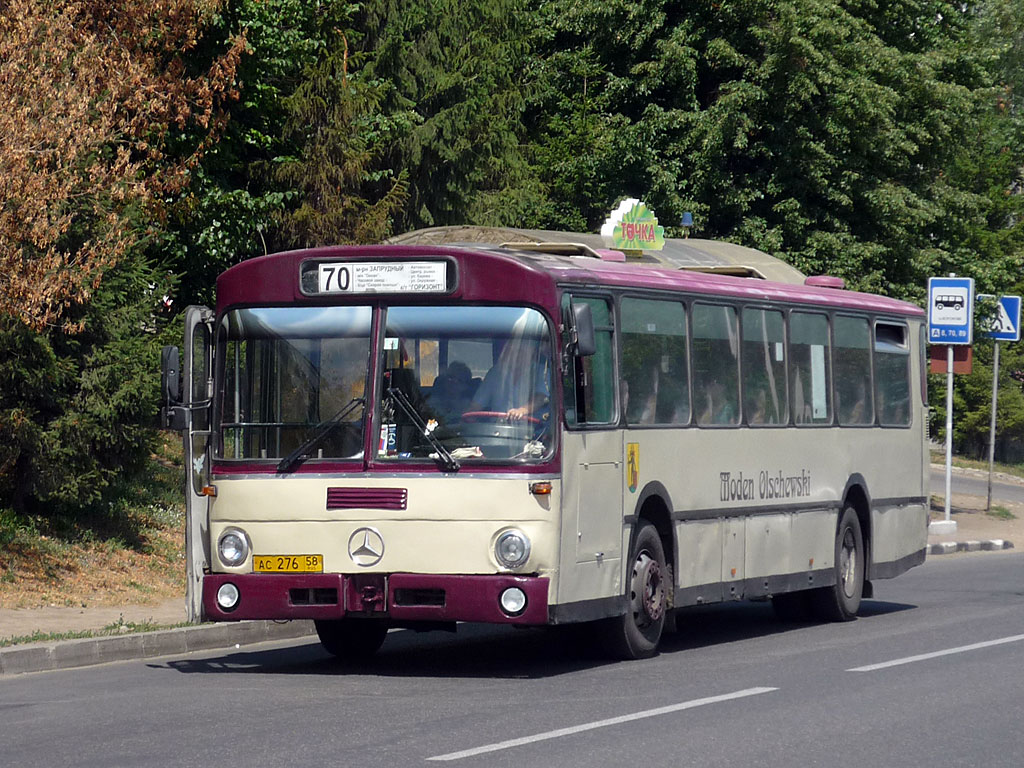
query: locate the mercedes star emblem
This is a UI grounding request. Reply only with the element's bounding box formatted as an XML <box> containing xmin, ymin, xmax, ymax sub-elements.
<box><xmin>348</xmin><ymin>527</ymin><xmax>385</xmax><ymax>567</ymax></box>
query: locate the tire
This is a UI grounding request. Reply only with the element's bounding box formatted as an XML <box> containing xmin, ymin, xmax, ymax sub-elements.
<box><xmin>811</xmin><ymin>506</ymin><xmax>864</xmax><ymax>621</ymax></box>
<box><xmin>314</xmin><ymin>619</ymin><xmax>389</xmax><ymax>659</ymax></box>
<box><xmin>601</xmin><ymin>523</ymin><xmax>670</xmax><ymax>660</ymax></box>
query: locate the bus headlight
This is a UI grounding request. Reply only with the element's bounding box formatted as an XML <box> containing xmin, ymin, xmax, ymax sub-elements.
<box><xmin>218</xmin><ymin>528</ymin><xmax>250</xmax><ymax>567</ymax></box>
<box><xmin>494</xmin><ymin>529</ymin><xmax>531</xmax><ymax>569</ymax></box>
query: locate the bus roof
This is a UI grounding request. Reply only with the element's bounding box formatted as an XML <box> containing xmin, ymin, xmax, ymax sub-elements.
<box><xmin>216</xmin><ymin>229</ymin><xmax>923</xmax><ymax>319</ymax></box>
<box><xmin>388</xmin><ymin>225</ymin><xmax>806</xmax><ymax>284</ymax></box>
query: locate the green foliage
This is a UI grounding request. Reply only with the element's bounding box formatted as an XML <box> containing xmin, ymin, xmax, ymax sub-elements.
<box><xmin>360</xmin><ymin>0</ymin><xmax>533</xmax><ymax>230</ymax></box>
<box><xmin>274</xmin><ymin>3</ymin><xmax>409</xmax><ymax>246</ymax></box>
<box><xmin>521</xmin><ymin>0</ymin><xmax>1024</xmax><ymax>301</ymax></box>
<box><xmin>0</xmin><ymin>251</ymin><xmax>165</xmax><ymax>513</ymax></box>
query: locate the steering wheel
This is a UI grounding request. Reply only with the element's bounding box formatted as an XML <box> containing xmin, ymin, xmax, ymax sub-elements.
<box><xmin>460</xmin><ymin>410</ymin><xmax>543</xmax><ymax>426</ymax></box>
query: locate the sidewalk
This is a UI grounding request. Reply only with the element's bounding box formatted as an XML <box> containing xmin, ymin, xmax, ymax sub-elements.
<box><xmin>0</xmin><ymin>599</ymin><xmax>316</xmax><ymax>676</ymax></box>
<box><xmin>1</xmin><ymin>488</ymin><xmax>1019</xmax><ymax>676</ymax></box>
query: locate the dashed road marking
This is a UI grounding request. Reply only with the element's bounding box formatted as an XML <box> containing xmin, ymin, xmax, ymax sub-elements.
<box><xmin>848</xmin><ymin>633</ymin><xmax>1024</xmax><ymax>672</ymax></box>
<box><xmin>426</xmin><ymin>687</ymin><xmax>778</xmax><ymax>762</ymax></box>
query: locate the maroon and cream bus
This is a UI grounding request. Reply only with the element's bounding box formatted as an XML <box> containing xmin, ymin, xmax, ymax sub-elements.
<box><xmin>162</xmin><ymin>227</ymin><xmax>928</xmax><ymax>659</ymax></box>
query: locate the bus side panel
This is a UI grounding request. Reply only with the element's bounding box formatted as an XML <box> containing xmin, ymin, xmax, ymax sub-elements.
<box><xmin>555</xmin><ymin>431</ymin><xmax>623</xmax><ymax>617</ymax></box>
<box><xmin>786</xmin><ymin>509</ymin><xmax>837</xmax><ymax>578</ymax></box>
<box><xmin>744</xmin><ymin>513</ymin><xmax>791</xmax><ymax>582</ymax></box>
<box><xmin>674</xmin><ymin>520</ymin><xmax>723</xmax><ymax>600</ymax></box>
<box><xmin>870</xmin><ymin>502</ymin><xmax>928</xmax><ymax>575</ymax></box>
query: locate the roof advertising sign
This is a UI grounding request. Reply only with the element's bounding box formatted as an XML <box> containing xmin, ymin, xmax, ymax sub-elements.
<box><xmin>601</xmin><ymin>199</ymin><xmax>665</xmax><ymax>253</ymax></box>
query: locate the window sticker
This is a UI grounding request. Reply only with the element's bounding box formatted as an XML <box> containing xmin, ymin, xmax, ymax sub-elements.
<box><xmin>811</xmin><ymin>345</ymin><xmax>827</xmax><ymax>419</ymax></box>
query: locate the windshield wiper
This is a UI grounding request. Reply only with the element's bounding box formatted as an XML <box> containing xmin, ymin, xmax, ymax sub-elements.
<box><xmin>277</xmin><ymin>397</ymin><xmax>365</xmax><ymax>473</ymax></box>
<box><xmin>385</xmin><ymin>387</ymin><xmax>460</xmax><ymax>472</ymax></box>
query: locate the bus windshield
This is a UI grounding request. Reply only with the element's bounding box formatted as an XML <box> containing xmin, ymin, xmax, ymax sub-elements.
<box><xmin>218</xmin><ymin>306</ymin><xmax>372</xmax><ymax>461</ymax></box>
<box><xmin>378</xmin><ymin>305</ymin><xmax>553</xmax><ymax>463</ymax></box>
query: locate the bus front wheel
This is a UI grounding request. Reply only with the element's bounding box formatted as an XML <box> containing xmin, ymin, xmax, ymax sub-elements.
<box><xmin>601</xmin><ymin>522</ymin><xmax>669</xmax><ymax>660</ymax></box>
<box><xmin>811</xmin><ymin>506</ymin><xmax>864</xmax><ymax>621</ymax></box>
<box><xmin>315</xmin><ymin>618</ymin><xmax>389</xmax><ymax>659</ymax></box>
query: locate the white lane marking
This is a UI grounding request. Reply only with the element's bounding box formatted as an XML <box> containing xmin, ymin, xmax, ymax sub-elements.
<box><xmin>425</xmin><ymin>686</ymin><xmax>778</xmax><ymax>762</ymax></box>
<box><xmin>848</xmin><ymin>633</ymin><xmax>1024</xmax><ymax>672</ymax></box>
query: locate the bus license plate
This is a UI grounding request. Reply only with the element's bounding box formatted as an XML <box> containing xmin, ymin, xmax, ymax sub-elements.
<box><xmin>253</xmin><ymin>555</ymin><xmax>323</xmax><ymax>573</ymax></box>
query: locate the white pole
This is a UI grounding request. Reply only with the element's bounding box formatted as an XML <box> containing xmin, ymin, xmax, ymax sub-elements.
<box><xmin>945</xmin><ymin>344</ymin><xmax>954</xmax><ymax>524</ymax></box>
<box><xmin>987</xmin><ymin>342</ymin><xmax>1000</xmax><ymax>512</ymax></box>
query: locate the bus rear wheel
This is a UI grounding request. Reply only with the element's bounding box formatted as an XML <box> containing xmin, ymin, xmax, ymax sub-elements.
<box><xmin>811</xmin><ymin>506</ymin><xmax>864</xmax><ymax>621</ymax></box>
<box><xmin>601</xmin><ymin>523</ymin><xmax>669</xmax><ymax>660</ymax></box>
<box><xmin>315</xmin><ymin>619</ymin><xmax>389</xmax><ymax>659</ymax></box>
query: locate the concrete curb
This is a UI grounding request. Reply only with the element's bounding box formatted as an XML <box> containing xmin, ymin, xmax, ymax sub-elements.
<box><xmin>0</xmin><ymin>619</ymin><xmax>316</xmax><ymax>677</ymax></box>
<box><xmin>927</xmin><ymin>539</ymin><xmax>1015</xmax><ymax>556</ymax></box>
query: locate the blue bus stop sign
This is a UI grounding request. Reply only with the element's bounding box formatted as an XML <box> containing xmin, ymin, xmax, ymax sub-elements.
<box><xmin>928</xmin><ymin>276</ymin><xmax>975</xmax><ymax>344</ymax></box>
<box><xmin>978</xmin><ymin>294</ymin><xmax>1022</xmax><ymax>342</ymax></box>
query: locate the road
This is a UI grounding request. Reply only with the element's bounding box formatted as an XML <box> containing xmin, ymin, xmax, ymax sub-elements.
<box><xmin>931</xmin><ymin>466</ymin><xmax>1024</xmax><ymax>503</ymax></box>
<box><xmin>2</xmin><ymin>553</ymin><xmax>1023</xmax><ymax>767</ymax></box>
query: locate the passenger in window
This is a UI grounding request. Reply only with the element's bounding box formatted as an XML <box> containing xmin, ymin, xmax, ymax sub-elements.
<box><xmin>700</xmin><ymin>379</ymin><xmax>736</xmax><ymax>424</ymax></box>
<box><xmin>749</xmin><ymin>389</ymin><xmax>769</xmax><ymax>424</ymax></box>
<box><xmin>427</xmin><ymin>361</ymin><xmax>474</xmax><ymax>423</ymax></box>
<box><xmin>845</xmin><ymin>381</ymin><xmax>869</xmax><ymax>424</ymax></box>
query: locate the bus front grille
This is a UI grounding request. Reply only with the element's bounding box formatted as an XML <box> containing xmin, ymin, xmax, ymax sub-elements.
<box><xmin>326</xmin><ymin>487</ymin><xmax>408</xmax><ymax>510</ymax></box>
<box><xmin>289</xmin><ymin>588</ymin><xmax>339</xmax><ymax>606</ymax></box>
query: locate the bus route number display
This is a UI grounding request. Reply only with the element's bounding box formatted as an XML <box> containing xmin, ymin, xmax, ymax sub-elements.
<box><xmin>318</xmin><ymin>261</ymin><xmax>447</xmax><ymax>294</ymax></box>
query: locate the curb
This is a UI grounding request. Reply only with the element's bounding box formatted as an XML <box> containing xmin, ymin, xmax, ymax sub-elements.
<box><xmin>926</xmin><ymin>539</ymin><xmax>1015</xmax><ymax>556</ymax></box>
<box><xmin>0</xmin><ymin>619</ymin><xmax>316</xmax><ymax>677</ymax></box>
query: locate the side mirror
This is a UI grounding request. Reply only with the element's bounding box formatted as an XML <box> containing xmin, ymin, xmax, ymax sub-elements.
<box><xmin>572</xmin><ymin>302</ymin><xmax>597</xmax><ymax>357</ymax></box>
<box><xmin>160</xmin><ymin>346</ymin><xmax>188</xmax><ymax>430</ymax></box>
<box><xmin>161</xmin><ymin>346</ymin><xmax>181</xmax><ymax>404</ymax></box>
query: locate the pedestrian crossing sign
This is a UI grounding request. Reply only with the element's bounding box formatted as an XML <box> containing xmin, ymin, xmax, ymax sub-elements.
<box><xmin>978</xmin><ymin>294</ymin><xmax>1021</xmax><ymax>342</ymax></box>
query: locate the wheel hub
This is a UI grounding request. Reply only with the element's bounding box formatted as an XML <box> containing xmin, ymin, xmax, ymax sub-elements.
<box><xmin>631</xmin><ymin>553</ymin><xmax>665</xmax><ymax>625</ymax></box>
<box><xmin>840</xmin><ymin>528</ymin><xmax>857</xmax><ymax>598</ymax></box>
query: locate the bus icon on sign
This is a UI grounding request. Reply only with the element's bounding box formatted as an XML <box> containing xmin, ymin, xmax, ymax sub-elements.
<box><xmin>932</xmin><ymin>288</ymin><xmax>969</xmax><ymax>324</ymax></box>
<box><xmin>934</xmin><ymin>294</ymin><xmax>964</xmax><ymax>311</ymax></box>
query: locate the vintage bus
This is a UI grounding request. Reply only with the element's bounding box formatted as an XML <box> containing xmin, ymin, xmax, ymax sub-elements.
<box><xmin>161</xmin><ymin>227</ymin><xmax>928</xmax><ymax>660</ymax></box>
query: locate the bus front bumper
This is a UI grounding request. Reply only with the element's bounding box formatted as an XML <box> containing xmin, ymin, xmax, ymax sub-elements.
<box><xmin>201</xmin><ymin>572</ymin><xmax>549</xmax><ymax>626</ymax></box>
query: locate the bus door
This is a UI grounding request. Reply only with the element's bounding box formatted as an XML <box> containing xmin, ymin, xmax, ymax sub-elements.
<box><xmin>162</xmin><ymin>305</ymin><xmax>214</xmax><ymax>622</ymax></box>
<box><xmin>560</xmin><ymin>295</ymin><xmax>624</xmax><ymax>610</ymax></box>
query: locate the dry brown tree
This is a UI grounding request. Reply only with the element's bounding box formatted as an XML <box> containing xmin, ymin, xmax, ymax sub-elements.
<box><xmin>0</xmin><ymin>0</ymin><xmax>245</xmax><ymax>331</ymax></box>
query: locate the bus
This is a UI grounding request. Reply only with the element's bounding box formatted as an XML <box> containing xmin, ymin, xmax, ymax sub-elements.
<box><xmin>161</xmin><ymin>227</ymin><xmax>928</xmax><ymax>660</ymax></box>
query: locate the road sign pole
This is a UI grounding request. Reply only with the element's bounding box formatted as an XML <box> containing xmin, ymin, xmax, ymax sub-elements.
<box><xmin>945</xmin><ymin>345</ymin><xmax>954</xmax><ymax>525</ymax></box>
<box><xmin>987</xmin><ymin>342</ymin><xmax>1000</xmax><ymax>512</ymax></box>
<box><xmin>928</xmin><ymin>274</ymin><xmax>974</xmax><ymax>535</ymax></box>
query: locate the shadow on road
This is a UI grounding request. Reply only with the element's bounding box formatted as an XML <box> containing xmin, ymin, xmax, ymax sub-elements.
<box><xmin>151</xmin><ymin>597</ymin><xmax>917</xmax><ymax>679</ymax></box>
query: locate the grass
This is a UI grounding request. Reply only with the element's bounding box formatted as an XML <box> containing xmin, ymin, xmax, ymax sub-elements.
<box><xmin>929</xmin><ymin>450</ymin><xmax>1024</xmax><ymax>481</ymax></box>
<box><xmin>988</xmin><ymin>505</ymin><xmax>1017</xmax><ymax>521</ymax></box>
<box><xmin>0</xmin><ymin>434</ymin><xmax>185</xmax><ymax>611</ymax></box>
<box><xmin>0</xmin><ymin>616</ymin><xmax>189</xmax><ymax>649</ymax></box>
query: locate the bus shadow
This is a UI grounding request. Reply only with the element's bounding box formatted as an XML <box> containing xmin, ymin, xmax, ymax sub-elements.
<box><xmin>660</xmin><ymin>598</ymin><xmax>917</xmax><ymax>653</ymax></box>
<box><xmin>153</xmin><ymin>624</ymin><xmax>615</xmax><ymax>679</ymax></box>
<box><xmin>153</xmin><ymin>598</ymin><xmax>917</xmax><ymax>678</ymax></box>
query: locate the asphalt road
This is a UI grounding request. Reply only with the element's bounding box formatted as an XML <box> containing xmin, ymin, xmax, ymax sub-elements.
<box><xmin>931</xmin><ymin>466</ymin><xmax>1024</xmax><ymax>503</ymax></box>
<box><xmin>2</xmin><ymin>552</ymin><xmax>1023</xmax><ymax>767</ymax></box>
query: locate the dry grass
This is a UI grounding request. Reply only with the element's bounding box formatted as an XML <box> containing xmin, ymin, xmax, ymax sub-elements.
<box><xmin>0</xmin><ymin>438</ymin><xmax>185</xmax><ymax>610</ymax></box>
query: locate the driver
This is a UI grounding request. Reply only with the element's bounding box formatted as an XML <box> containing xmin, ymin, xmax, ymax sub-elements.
<box><xmin>467</xmin><ymin>339</ymin><xmax>549</xmax><ymax>423</ymax></box>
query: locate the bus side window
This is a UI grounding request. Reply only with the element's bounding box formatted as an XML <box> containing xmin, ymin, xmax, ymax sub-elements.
<box><xmin>563</xmin><ymin>295</ymin><xmax>616</xmax><ymax>426</ymax></box>
<box><xmin>790</xmin><ymin>311</ymin><xmax>832</xmax><ymax>425</ymax></box>
<box><xmin>741</xmin><ymin>308</ymin><xmax>786</xmax><ymax>425</ymax></box>
<box><xmin>834</xmin><ymin>316</ymin><xmax>873</xmax><ymax>425</ymax></box>
<box><xmin>693</xmin><ymin>303</ymin><xmax>740</xmax><ymax>426</ymax></box>
<box><xmin>875</xmin><ymin>322</ymin><xmax>911</xmax><ymax>426</ymax></box>
<box><xmin>621</xmin><ymin>297</ymin><xmax>689</xmax><ymax>425</ymax></box>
